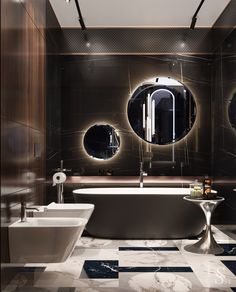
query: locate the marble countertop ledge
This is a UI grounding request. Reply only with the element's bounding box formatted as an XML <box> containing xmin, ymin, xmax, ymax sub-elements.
<box><xmin>60</xmin><ymin>176</ymin><xmax>236</xmax><ymax>185</ymax></box>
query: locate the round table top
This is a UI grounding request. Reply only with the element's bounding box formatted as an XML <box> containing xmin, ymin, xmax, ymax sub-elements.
<box><xmin>183</xmin><ymin>196</ymin><xmax>225</xmax><ymax>203</ymax></box>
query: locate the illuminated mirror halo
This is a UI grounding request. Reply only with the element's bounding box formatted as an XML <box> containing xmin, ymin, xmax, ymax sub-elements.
<box><xmin>83</xmin><ymin>124</ymin><xmax>120</xmax><ymax>160</ymax></box>
<box><xmin>127</xmin><ymin>77</ymin><xmax>197</xmax><ymax>145</ymax></box>
<box><xmin>228</xmin><ymin>92</ymin><xmax>236</xmax><ymax>130</ymax></box>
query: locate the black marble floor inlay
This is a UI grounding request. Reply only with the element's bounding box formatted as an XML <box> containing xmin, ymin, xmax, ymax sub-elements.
<box><xmin>6</xmin><ymin>288</ymin><xmax>58</xmax><ymax>292</ymax></box>
<box><xmin>81</xmin><ymin>260</ymin><xmax>193</xmax><ymax>279</ymax></box>
<box><xmin>4</xmin><ymin>267</ymin><xmax>46</xmax><ymax>273</ymax></box>
<box><xmin>81</xmin><ymin>260</ymin><xmax>119</xmax><ymax>279</ymax></box>
<box><xmin>119</xmin><ymin>246</ymin><xmax>179</xmax><ymax>251</ymax></box>
<box><xmin>217</xmin><ymin>244</ymin><xmax>236</xmax><ymax>256</ymax></box>
<box><xmin>119</xmin><ymin>266</ymin><xmax>193</xmax><ymax>273</ymax></box>
<box><xmin>222</xmin><ymin>260</ymin><xmax>236</xmax><ymax>276</ymax></box>
<box><xmin>58</xmin><ymin>288</ymin><xmax>76</xmax><ymax>292</ymax></box>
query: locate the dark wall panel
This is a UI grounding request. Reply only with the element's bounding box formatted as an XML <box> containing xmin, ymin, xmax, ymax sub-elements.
<box><xmin>212</xmin><ymin>29</ymin><xmax>236</xmax><ymax>176</ymax></box>
<box><xmin>45</xmin><ymin>1</ymin><xmax>62</xmax><ymax>176</ymax></box>
<box><xmin>0</xmin><ymin>0</ymin><xmax>47</xmax><ymax>285</ymax></box>
<box><xmin>61</xmin><ymin>55</ymin><xmax>212</xmax><ymax>176</ymax></box>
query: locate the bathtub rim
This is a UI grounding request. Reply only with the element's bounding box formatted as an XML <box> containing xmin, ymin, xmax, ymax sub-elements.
<box><xmin>73</xmin><ymin>187</ymin><xmax>193</xmax><ymax>195</ymax></box>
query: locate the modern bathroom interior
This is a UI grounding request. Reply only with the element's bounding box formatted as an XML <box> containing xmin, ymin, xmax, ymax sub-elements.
<box><xmin>1</xmin><ymin>0</ymin><xmax>236</xmax><ymax>291</ymax></box>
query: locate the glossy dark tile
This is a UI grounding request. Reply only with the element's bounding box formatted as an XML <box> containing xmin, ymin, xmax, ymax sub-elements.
<box><xmin>217</xmin><ymin>244</ymin><xmax>236</xmax><ymax>256</ymax></box>
<box><xmin>222</xmin><ymin>261</ymin><xmax>236</xmax><ymax>276</ymax></box>
<box><xmin>81</xmin><ymin>260</ymin><xmax>119</xmax><ymax>279</ymax></box>
<box><xmin>119</xmin><ymin>247</ymin><xmax>179</xmax><ymax>251</ymax></box>
<box><xmin>119</xmin><ymin>267</ymin><xmax>193</xmax><ymax>273</ymax></box>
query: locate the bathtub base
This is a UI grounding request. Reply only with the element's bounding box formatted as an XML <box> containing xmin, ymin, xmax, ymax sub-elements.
<box><xmin>74</xmin><ymin>190</ymin><xmax>205</xmax><ymax>239</ymax></box>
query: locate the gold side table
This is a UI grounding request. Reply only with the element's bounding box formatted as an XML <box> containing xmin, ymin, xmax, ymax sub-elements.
<box><xmin>183</xmin><ymin>196</ymin><xmax>225</xmax><ymax>255</ymax></box>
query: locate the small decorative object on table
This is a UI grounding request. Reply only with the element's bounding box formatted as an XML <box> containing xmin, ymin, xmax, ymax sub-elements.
<box><xmin>183</xmin><ymin>195</ymin><xmax>224</xmax><ymax>255</ymax></box>
<box><xmin>189</xmin><ymin>180</ymin><xmax>203</xmax><ymax>198</ymax></box>
<box><xmin>189</xmin><ymin>177</ymin><xmax>217</xmax><ymax>200</ymax></box>
<box><xmin>203</xmin><ymin>176</ymin><xmax>217</xmax><ymax>199</ymax></box>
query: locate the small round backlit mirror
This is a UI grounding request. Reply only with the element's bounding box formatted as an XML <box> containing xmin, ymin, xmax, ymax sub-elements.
<box><xmin>83</xmin><ymin>124</ymin><xmax>120</xmax><ymax>160</ymax></box>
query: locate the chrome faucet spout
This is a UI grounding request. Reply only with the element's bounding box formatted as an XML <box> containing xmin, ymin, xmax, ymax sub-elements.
<box><xmin>139</xmin><ymin>162</ymin><xmax>147</xmax><ymax>188</ymax></box>
<box><xmin>20</xmin><ymin>202</ymin><xmax>39</xmax><ymax>222</ymax></box>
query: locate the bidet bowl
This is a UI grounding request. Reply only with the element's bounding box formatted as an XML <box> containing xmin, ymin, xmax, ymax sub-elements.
<box><xmin>34</xmin><ymin>202</ymin><xmax>94</xmax><ymax>220</ymax></box>
<box><xmin>9</xmin><ymin>217</ymin><xmax>87</xmax><ymax>263</ymax></box>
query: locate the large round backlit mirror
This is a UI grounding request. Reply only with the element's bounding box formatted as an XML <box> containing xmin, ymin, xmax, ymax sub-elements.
<box><xmin>127</xmin><ymin>77</ymin><xmax>197</xmax><ymax>145</ymax></box>
<box><xmin>228</xmin><ymin>93</ymin><xmax>236</xmax><ymax>130</ymax></box>
<box><xmin>83</xmin><ymin>124</ymin><xmax>120</xmax><ymax>160</ymax></box>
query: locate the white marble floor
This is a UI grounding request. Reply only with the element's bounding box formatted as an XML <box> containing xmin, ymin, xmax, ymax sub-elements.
<box><xmin>3</xmin><ymin>225</ymin><xmax>236</xmax><ymax>292</ymax></box>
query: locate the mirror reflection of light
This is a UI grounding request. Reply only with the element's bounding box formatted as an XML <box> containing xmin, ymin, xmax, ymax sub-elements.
<box><xmin>142</xmin><ymin>77</ymin><xmax>183</xmax><ymax>87</ymax></box>
<box><xmin>142</xmin><ymin>89</ymin><xmax>175</xmax><ymax>144</ymax></box>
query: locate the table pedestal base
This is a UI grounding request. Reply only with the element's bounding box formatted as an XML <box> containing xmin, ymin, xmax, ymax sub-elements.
<box><xmin>183</xmin><ymin>196</ymin><xmax>225</xmax><ymax>255</ymax></box>
<box><xmin>184</xmin><ymin>227</ymin><xmax>224</xmax><ymax>255</ymax></box>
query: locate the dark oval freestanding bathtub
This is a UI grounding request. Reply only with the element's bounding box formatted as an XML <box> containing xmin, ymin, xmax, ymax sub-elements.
<box><xmin>73</xmin><ymin>187</ymin><xmax>205</xmax><ymax>239</ymax></box>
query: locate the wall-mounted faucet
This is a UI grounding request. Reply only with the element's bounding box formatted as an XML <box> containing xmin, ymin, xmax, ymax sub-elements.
<box><xmin>139</xmin><ymin>162</ymin><xmax>147</xmax><ymax>188</ymax></box>
<box><xmin>20</xmin><ymin>202</ymin><xmax>39</xmax><ymax>222</ymax></box>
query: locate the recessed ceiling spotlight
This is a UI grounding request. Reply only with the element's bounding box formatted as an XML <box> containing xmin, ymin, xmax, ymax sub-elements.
<box><xmin>65</xmin><ymin>0</ymin><xmax>70</xmax><ymax>3</ymax></box>
<box><xmin>83</xmin><ymin>33</ymin><xmax>91</xmax><ymax>48</ymax></box>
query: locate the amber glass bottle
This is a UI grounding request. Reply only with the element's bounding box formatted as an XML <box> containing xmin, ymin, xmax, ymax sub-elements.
<box><xmin>203</xmin><ymin>176</ymin><xmax>212</xmax><ymax>198</ymax></box>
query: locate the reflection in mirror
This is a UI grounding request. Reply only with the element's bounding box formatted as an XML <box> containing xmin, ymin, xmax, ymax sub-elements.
<box><xmin>127</xmin><ymin>77</ymin><xmax>197</xmax><ymax>145</ymax></box>
<box><xmin>83</xmin><ymin>124</ymin><xmax>120</xmax><ymax>160</ymax></box>
<box><xmin>228</xmin><ymin>93</ymin><xmax>236</xmax><ymax>129</ymax></box>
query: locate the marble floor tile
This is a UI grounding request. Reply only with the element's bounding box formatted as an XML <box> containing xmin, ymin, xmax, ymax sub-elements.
<box><xmin>32</xmin><ymin>271</ymin><xmax>119</xmax><ymax>288</ymax></box>
<box><xmin>74</xmin><ymin>288</ymin><xmax>120</xmax><ymax>292</ymax></box>
<box><xmin>71</xmin><ymin>248</ymin><xmax>119</xmax><ymax>261</ymax></box>
<box><xmin>81</xmin><ymin>260</ymin><xmax>119</xmax><ymax>279</ymax></box>
<box><xmin>3</xmin><ymin>225</ymin><xmax>236</xmax><ymax>292</ymax></box>
<box><xmin>76</xmin><ymin>238</ymin><xmax>113</xmax><ymax>249</ymax></box>
<box><xmin>45</xmin><ymin>260</ymin><xmax>84</xmax><ymax>280</ymax></box>
<box><xmin>182</xmin><ymin>256</ymin><xmax>236</xmax><ymax>288</ymax></box>
<box><xmin>220</xmin><ymin>229</ymin><xmax>236</xmax><ymax>242</ymax></box>
<box><xmin>119</xmin><ymin>272</ymin><xmax>203</xmax><ymax>292</ymax></box>
<box><xmin>76</xmin><ymin>237</ymin><xmax>177</xmax><ymax>249</ymax></box>
<box><xmin>119</xmin><ymin>250</ymin><xmax>189</xmax><ymax>267</ymax></box>
<box><xmin>124</xmin><ymin>239</ymin><xmax>176</xmax><ymax>248</ymax></box>
<box><xmin>211</xmin><ymin>226</ymin><xmax>236</xmax><ymax>243</ymax></box>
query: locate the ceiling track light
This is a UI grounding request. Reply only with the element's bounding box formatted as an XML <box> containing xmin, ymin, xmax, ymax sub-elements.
<box><xmin>74</xmin><ymin>0</ymin><xmax>87</xmax><ymax>30</ymax></box>
<box><xmin>190</xmin><ymin>0</ymin><xmax>205</xmax><ymax>30</ymax></box>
